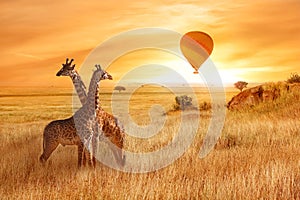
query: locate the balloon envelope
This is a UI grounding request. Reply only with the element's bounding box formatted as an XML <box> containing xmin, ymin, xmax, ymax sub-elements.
<box><xmin>180</xmin><ymin>31</ymin><xmax>214</xmax><ymax>73</ymax></box>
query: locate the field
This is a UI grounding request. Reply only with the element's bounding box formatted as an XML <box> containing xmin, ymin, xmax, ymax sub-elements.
<box><xmin>0</xmin><ymin>86</ymin><xmax>299</xmax><ymax>199</ymax></box>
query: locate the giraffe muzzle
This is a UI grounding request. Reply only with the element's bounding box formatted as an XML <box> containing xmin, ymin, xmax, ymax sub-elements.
<box><xmin>107</xmin><ymin>74</ymin><xmax>113</xmax><ymax>80</ymax></box>
<box><xmin>56</xmin><ymin>70</ymin><xmax>62</xmax><ymax>76</ymax></box>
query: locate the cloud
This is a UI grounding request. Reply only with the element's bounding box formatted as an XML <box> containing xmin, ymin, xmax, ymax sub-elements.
<box><xmin>15</xmin><ymin>53</ymin><xmax>43</xmax><ymax>60</ymax></box>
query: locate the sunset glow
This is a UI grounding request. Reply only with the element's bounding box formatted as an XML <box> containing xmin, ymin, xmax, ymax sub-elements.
<box><xmin>0</xmin><ymin>0</ymin><xmax>299</xmax><ymax>87</ymax></box>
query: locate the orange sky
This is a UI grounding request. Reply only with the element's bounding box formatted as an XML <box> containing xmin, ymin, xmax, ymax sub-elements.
<box><xmin>0</xmin><ymin>0</ymin><xmax>299</xmax><ymax>87</ymax></box>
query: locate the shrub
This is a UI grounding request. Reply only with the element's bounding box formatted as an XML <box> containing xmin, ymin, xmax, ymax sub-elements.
<box><xmin>200</xmin><ymin>101</ymin><xmax>212</xmax><ymax>111</ymax></box>
<box><xmin>174</xmin><ymin>95</ymin><xmax>193</xmax><ymax>111</ymax></box>
<box><xmin>287</xmin><ymin>72</ymin><xmax>300</xmax><ymax>83</ymax></box>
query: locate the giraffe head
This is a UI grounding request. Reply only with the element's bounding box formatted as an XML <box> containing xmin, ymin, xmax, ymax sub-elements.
<box><xmin>95</xmin><ymin>64</ymin><xmax>113</xmax><ymax>80</ymax></box>
<box><xmin>56</xmin><ymin>58</ymin><xmax>76</xmax><ymax>76</ymax></box>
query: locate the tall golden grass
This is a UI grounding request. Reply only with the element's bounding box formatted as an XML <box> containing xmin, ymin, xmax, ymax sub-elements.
<box><xmin>0</xmin><ymin>86</ymin><xmax>299</xmax><ymax>199</ymax></box>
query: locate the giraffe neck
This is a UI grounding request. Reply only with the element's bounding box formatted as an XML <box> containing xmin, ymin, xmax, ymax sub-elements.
<box><xmin>95</xmin><ymin>83</ymin><xmax>100</xmax><ymax>111</ymax></box>
<box><xmin>70</xmin><ymin>70</ymin><xmax>87</xmax><ymax>105</ymax></box>
<box><xmin>94</xmin><ymin>81</ymin><xmax>105</xmax><ymax>112</ymax></box>
<box><xmin>86</xmin><ymin>69</ymin><xmax>102</xmax><ymax>114</ymax></box>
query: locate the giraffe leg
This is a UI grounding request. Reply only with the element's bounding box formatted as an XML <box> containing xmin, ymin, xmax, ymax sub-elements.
<box><xmin>92</xmin><ymin>135</ymin><xmax>98</xmax><ymax>168</ymax></box>
<box><xmin>82</xmin><ymin>147</ymin><xmax>91</xmax><ymax>167</ymax></box>
<box><xmin>111</xmin><ymin>146</ymin><xmax>126</xmax><ymax>167</ymax></box>
<box><xmin>82</xmin><ymin>147</ymin><xmax>87</xmax><ymax>166</ymax></box>
<box><xmin>83</xmin><ymin>146</ymin><xmax>93</xmax><ymax>167</ymax></box>
<box><xmin>107</xmin><ymin>133</ymin><xmax>126</xmax><ymax>167</ymax></box>
<box><xmin>39</xmin><ymin>139</ymin><xmax>59</xmax><ymax>164</ymax></box>
<box><xmin>82</xmin><ymin>147</ymin><xmax>87</xmax><ymax>167</ymax></box>
<box><xmin>81</xmin><ymin>131</ymin><xmax>94</xmax><ymax>168</ymax></box>
<box><xmin>88</xmin><ymin>151</ymin><xmax>93</xmax><ymax>168</ymax></box>
<box><xmin>77</xmin><ymin>142</ymin><xmax>84</xmax><ymax>168</ymax></box>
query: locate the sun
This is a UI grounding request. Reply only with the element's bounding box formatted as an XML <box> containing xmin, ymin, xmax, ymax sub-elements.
<box><xmin>217</xmin><ymin>69</ymin><xmax>240</xmax><ymax>85</ymax></box>
<box><xmin>161</xmin><ymin>59</ymin><xmax>241</xmax><ymax>86</ymax></box>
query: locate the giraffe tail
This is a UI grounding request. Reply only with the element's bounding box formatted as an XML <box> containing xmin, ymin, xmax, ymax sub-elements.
<box><xmin>43</xmin><ymin>135</ymin><xmax>45</xmax><ymax>151</ymax></box>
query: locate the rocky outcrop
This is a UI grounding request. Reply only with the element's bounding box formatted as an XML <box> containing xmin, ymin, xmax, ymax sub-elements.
<box><xmin>227</xmin><ymin>82</ymin><xmax>299</xmax><ymax>110</ymax></box>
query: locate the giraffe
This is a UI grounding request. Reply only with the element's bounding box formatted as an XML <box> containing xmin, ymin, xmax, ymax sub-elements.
<box><xmin>55</xmin><ymin>58</ymin><xmax>88</xmax><ymax>165</ymax></box>
<box><xmin>39</xmin><ymin>59</ymin><xmax>87</xmax><ymax>167</ymax></box>
<box><xmin>72</xmin><ymin>64</ymin><xmax>125</xmax><ymax>168</ymax></box>
<box><xmin>55</xmin><ymin>59</ymin><xmax>126</xmax><ymax>167</ymax></box>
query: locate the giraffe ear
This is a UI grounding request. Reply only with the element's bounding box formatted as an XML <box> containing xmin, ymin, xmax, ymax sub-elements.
<box><xmin>71</xmin><ymin>64</ymin><xmax>75</xmax><ymax>69</ymax></box>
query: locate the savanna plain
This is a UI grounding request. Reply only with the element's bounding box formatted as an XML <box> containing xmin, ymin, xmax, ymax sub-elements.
<box><xmin>0</xmin><ymin>85</ymin><xmax>299</xmax><ymax>199</ymax></box>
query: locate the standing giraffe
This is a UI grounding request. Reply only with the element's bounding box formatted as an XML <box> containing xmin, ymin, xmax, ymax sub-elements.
<box><xmin>71</xmin><ymin>64</ymin><xmax>106</xmax><ymax>167</ymax></box>
<box><xmin>55</xmin><ymin>59</ymin><xmax>126</xmax><ymax>167</ymax></box>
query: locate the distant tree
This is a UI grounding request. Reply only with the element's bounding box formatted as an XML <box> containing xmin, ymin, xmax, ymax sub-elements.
<box><xmin>287</xmin><ymin>72</ymin><xmax>300</xmax><ymax>83</ymax></box>
<box><xmin>234</xmin><ymin>81</ymin><xmax>248</xmax><ymax>92</ymax></box>
<box><xmin>114</xmin><ymin>86</ymin><xmax>126</xmax><ymax>92</ymax></box>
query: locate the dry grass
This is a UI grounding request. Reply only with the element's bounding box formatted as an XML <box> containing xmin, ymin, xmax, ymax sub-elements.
<box><xmin>0</xmin><ymin>86</ymin><xmax>299</xmax><ymax>199</ymax></box>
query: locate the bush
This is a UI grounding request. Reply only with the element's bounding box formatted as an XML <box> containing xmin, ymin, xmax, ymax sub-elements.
<box><xmin>174</xmin><ymin>95</ymin><xmax>193</xmax><ymax>111</ymax></box>
<box><xmin>287</xmin><ymin>72</ymin><xmax>300</xmax><ymax>83</ymax></box>
<box><xmin>200</xmin><ymin>101</ymin><xmax>212</xmax><ymax>111</ymax></box>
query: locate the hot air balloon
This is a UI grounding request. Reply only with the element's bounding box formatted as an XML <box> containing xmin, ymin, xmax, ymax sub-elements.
<box><xmin>180</xmin><ymin>31</ymin><xmax>214</xmax><ymax>74</ymax></box>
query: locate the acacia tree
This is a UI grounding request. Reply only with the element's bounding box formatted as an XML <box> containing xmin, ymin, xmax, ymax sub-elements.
<box><xmin>287</xmin><ymin>72</ymin><xmax>300</xmax><ymax>83</ymax></box>
<box><xmin>114</xmin><ymin>86</ymin><xmax>126</xmax><ymax>92</ymax></box>
<box><xmin>234</xmin><ymin>81</ymin><xmax>248</xmax><ymax>92</ymax></box>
